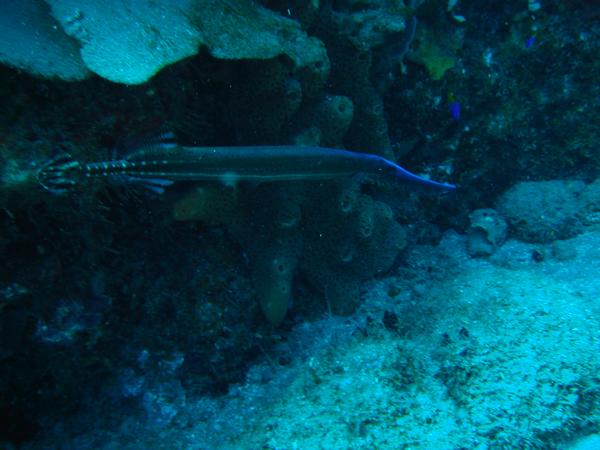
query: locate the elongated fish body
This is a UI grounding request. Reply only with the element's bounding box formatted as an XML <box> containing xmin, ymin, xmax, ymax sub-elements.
<box><xmin>38</xmin><ymin>142</ymin><xmax>456</xmax><ymax>194</ymax></box>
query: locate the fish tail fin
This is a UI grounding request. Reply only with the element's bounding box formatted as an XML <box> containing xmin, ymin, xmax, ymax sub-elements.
<box><xmin>389</xmin><ymin>161</ymin><xmax>456</xmax><ymax>193</ymax></box>
<box><xmin>37</xmin><ymin>152</ymin><xmax>83</xmax><ymax>194</ymax></box>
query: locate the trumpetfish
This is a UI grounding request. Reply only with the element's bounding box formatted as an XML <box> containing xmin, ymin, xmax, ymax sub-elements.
<box><xmin>37</xmin><ymin>132</ymin><xmax>455</xmax><ymax>194</ymax></box>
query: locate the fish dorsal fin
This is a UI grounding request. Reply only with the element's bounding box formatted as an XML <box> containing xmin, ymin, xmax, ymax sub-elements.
<box><xmin>121</xmin><ymin>130</ymin><xmax>178</xmax><ymax>161</ymax></box>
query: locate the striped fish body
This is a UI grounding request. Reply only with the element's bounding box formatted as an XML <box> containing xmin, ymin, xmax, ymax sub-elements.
<box><xmin>103</xmin><ymin>146</ymin><xmax>386</xmax><ymax>182</ymax></box>
<box><xmin>38</xmin><ymin>144</ymin><xmax>456</xmax><ymax>193</ymax></box>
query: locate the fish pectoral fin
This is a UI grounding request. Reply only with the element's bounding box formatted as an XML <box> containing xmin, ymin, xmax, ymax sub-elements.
<box><xmin>124</xmin><ymin>176</ymin><xmax>175</xmax><ymax>194</ymax></box>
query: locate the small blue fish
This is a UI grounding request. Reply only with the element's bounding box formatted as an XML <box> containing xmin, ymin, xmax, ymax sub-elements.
<box><xmin>525</xmin><ymin>36</ymin><xmax>536</xmax><ymax>49</ymax></box>
<box><xmin>449</xmin><ymin>101</ymin><xmax>461</xmax><ymax>121</ymax></box>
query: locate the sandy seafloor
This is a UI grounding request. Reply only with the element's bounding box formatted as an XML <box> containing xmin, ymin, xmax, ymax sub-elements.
<box><xmin>27</xmin><ymin>228</ymin><xmax>600</xmax><ymax>450</ymax></box>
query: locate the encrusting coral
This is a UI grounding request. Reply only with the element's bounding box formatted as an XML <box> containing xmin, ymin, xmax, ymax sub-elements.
<box><xmin>1</xmin><ymin>0</ymin><xmax>328</xmax><ymax>85</ymax></box>
<box><xmin>0</xmin><ymin>0</ymin><xmax>89</xmax><ymax>81</ymax></box>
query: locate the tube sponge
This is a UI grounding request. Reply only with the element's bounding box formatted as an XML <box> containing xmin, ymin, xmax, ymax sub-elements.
<box><xmin>252</xmin><ymin>247</ymin><xmax>297</xmax><ymax>326</ymax></box>
<box><xmin>301</xmin><ymin>182</ymin><xmax>406</xmax><ymax>315</ymax></box>
<box><xmin>172</xmin><ymin>186</ymin><xmax>238</xmax><ymax>226</ymax></box>
<box><xmin>315</xmin><ymin>95</ymin><xmax>354</xmax><ymax>147</ymax></box>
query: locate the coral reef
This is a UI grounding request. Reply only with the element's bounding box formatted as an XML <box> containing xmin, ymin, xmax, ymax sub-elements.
<box><xmin>291</xmin><ymin>94</ymin><xmax>354</xmax><ymax>147</ymax></box>
<box><xmin>227</xmin><ymin>59</ymin><xmax>312</xmax><ymax>144</ymax></box>
<box><xmin>0</xmin><ymin>0</ymin><xmax>597</xmax><ymax>448</ymax></box>
<box><xmin>226</xmin><ymin>184</ymin><xmax>304</xmax><ymax>325</ymax></box>
<box><xmin>0</xmin><ymin>0</ymin><xmax>89</xmax><ymax>81</ymax></box>
<box><xmin>301</xmin><ymin>181</ymin><xmax>407</xmax><ymax>315</ymax></box>
<box><xmin>1</xmin><ymin>0</ymin><xmax>328</xmax><ymax>85</ymax></box>
<box><xmin>466</xmin><ymin>208</ymin><xmax>507</xmax><ymax>257</ymax></box>
<box><xmin>497</xmin><ymin>180</ymin><xmax>585</xmax><ymax>243</ymax></box>
<box><xmin>578</xmin><ymin>178</ymin><xmax>600</xmax><ymax>228</ymax></box>
<box><xmin>252</xmin><ymin>243</ymin><xmax>298</xmax><ymax>326</ymax></box>
<box><xmin>101</xmin><ymin>229</ymin><xmax>598</xmax><ymax>450</ymax></box>
<box><xmin>408</xmin><ymin>22</ymin><xmax>463</xmax><ymax>81</ymax></box>
<box><xmin>310</xmin><ymin>2</ymin><xmax>414</xmax><ymax>158</ymax></box>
